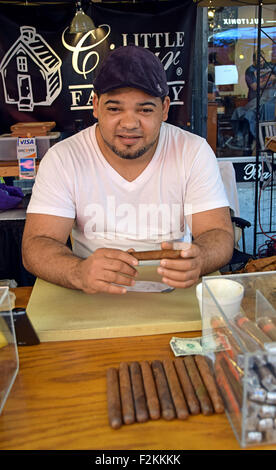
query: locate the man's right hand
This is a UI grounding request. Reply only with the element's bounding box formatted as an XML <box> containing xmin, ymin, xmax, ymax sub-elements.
<box><xmin>79</xmin><ymin>248</ymin><xmax>139</xmax><ymax>294</ymax></box>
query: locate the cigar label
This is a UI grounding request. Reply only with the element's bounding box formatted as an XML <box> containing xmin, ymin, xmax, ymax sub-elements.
<box><xmin>248</xmin><ymin>388</ymin><xmax>267</xmax><ymax>403</ymax></box>
<box><xmin>131</xmin><ymin>249</ymin><xmax>181</xmax><ymax>261</ymax></box>
<box><xmin>258</xmin><ymin>405</ymin><xmax>276</xmax><ymax>418</ymax></box>
<box><xmin>246</xmin><ymin>431</ymin><xmax>263</xmax><ymax>443</ymax></box>
<box><xmin>266</xmin><ymin>391</ymin><xmax>276</xmax><ymax>404</ymax></box>
<box><xmin>257</xmin><ymin>417</ymin><xmax>274</xmax><ymax>431</ymax></box>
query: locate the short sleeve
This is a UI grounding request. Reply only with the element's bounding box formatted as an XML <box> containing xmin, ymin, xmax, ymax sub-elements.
<box><xmin>27</xmin><ymin>148</ymin><xmax>76</xmax><ymax>219</ymax></box>
<box><xmin>184</xmin><ymin>139</ymin><xmax>229</xmax><ymax>215</ymax></box>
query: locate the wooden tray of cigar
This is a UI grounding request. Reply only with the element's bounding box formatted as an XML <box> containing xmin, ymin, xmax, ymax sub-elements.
<box><xmin>10</xmin><ymin>121</ymin><xmax>56</xmax><ymax>137</ymax></box>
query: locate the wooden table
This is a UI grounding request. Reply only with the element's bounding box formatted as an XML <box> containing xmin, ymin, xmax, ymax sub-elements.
<box><xmin>0</xmin><ymin>287</ymin><xmax>275</xmax><ymax>451</ymax></box>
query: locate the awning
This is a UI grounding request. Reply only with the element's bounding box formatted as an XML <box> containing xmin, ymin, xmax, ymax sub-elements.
<box><xmin>196</xmin><ymin>1</ymin><xmax>275</xmax><ymax>6</ymax></box>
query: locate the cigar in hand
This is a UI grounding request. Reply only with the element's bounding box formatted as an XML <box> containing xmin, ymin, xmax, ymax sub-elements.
<box><xmin>131</xmin><ymin>249</ymin><xmax>181</xmax><ymax>261</ymax></box>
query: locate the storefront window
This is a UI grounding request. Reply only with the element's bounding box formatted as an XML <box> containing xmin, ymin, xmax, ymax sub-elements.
<box><xmin>207</xmin><ymin>4</ymin><xmax>276</xmax><ymax>158</ymax></box>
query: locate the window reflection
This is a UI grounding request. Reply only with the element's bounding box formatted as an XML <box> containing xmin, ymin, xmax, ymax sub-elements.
<box><xmin>207</xmin><ymin>4</ymin><xmax>276</xmax><ymax>158</ymax></box>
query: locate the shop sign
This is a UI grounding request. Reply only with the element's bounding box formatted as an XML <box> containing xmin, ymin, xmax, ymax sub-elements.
<box><xmin>0</xmin><ymin>0</ymin><xmax>196</xmax><ymax>132</ymax></box>
<box><xmin>233</xmin><ymin>161</ymin><xmax>271</xmax><ymax>183</ymax></box>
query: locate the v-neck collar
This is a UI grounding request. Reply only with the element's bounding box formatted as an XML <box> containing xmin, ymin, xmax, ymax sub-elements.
<box><xmin>91</xmin><ymin>123</ymin><xmax>164</xmax><ymax>189</ymax></box>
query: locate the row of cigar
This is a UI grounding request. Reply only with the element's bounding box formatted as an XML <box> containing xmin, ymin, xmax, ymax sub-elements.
<box><xmin>106</xmin><ymin>355</ymin><xmax>224</xmax><ymax>429</ymax></box>
<box><xmin>211</xmin><ymin>314</ymin><xmax>276</xmax><ymax>360</ymax></box>
<box><xmin>210</xmin><ymin>314</ymin><xmax>276</xmax><ymax>445</ymax></box>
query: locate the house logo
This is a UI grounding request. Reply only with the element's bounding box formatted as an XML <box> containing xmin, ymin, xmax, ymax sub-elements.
<box><xmin>0</xmin><ymin>26</ymin><xmax>62</xmax><ymax>111</ymax></box>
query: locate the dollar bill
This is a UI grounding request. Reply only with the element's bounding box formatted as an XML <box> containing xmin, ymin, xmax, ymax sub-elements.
<box><xmin>170</xmin><ymin>333</ymin><xmax>230</xmax><ymax>357</ymax></box>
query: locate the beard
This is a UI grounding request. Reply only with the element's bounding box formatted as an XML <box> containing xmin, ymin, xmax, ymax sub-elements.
<box><xmin>102</xmin><ymin>135</ymin><xmax>158</xmax><ymax>160</ymax></box>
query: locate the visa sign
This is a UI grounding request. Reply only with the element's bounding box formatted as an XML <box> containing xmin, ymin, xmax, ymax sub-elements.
<box><xmin>18</xmin><ymin>138</ymin><xmax>36</xmax><ymax>146</ymax></box>
<box><xmin>17</xmin><ymin>137</ymin><xmax>37</xmax><ymax>160</ymax></box>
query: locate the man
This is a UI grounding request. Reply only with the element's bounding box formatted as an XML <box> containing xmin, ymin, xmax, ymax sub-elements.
<box><xmin>245</xmin><ymin>52</ymin><xmax>276</xmax><ymax>102</ymax></box>
<box><xmin>22</xmin><ymin>45</ymin><xmax>234</xmax><ymax>295</ymax></box>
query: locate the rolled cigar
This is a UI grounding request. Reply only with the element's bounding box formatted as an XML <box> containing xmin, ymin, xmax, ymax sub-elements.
<box><xmin>257</xmin><ymin>317</ymin><xmax>276</xmax><ymax>342</ymax></box>
<box><xmin>214</xmin><ymin>359</ymin><xmax>241</xmax><ymax>419</ymax></box>
<box><xmin>194</xmin><ymin>355</ymin><xmax>224</xmax><ymax>414</ymax></box>
<box><xmin>217</xmin><ymin>354</ymin><xmax>243</xmax><ymax>407</ymax></box>
<box><xmin>106</xmin><ymin>367</ymin><xmax>122</xmax><ymax>429</ymax></box>
<box><xmin>140</xmin><ymin>361</ymin><xmax>160</xmax><ymax>420</ymax></box>
<box><xmin>230</xmin><ymin>321</ymin><xmax>260</xmax><ymax>353</ymax></box>
<box><xmin>219</xmin><ymin>351</ymin><xmax>243</xmax><ymax>382</ymax></box>
<box><xmin>131</xmin><ymin>249</ymin><xmax>181</xmax><ymax>261</ymax></box>
<box><xmin>129</xmin><ymin>362</ymin><xmax>149</xmax><ymax>423</ymax></box>
<box><xmin>210</xmin><ymin>316</ymin><xmax>243</xmax><ymax>359</ymax></box>
<box><xmin>174</xmin><ymin>358</ymin><xmax>200</xmax><ymax>415</ymax></box>
<box><xmin>119</xmin><ymin>362</ymin><xmax>135</xmax><ymax>425</ymax></box>
<box><xmin>235</xmin><ymin>313</ymin><xmax>272</xmax><ymax>348</ymax></box>
<box><xmin>151</xmin><ymin>360</ymin><xmax>176</xmax><ymax>420</ymax></box>
<box><xmin>183</xmin><ymin>356</ymin><xmax>214</xmax><ymax>415</ymax></box>
<box><xmin>162</xmin><ymin>359</ymin><xmax>189</xmax><ymax>420</ymax></box>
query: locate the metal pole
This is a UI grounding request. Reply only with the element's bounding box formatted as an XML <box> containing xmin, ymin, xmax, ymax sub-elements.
<box><xmin>253</xmin><ymin>0</ymin><xmax>262</xmax><ymax>257</ymax></box>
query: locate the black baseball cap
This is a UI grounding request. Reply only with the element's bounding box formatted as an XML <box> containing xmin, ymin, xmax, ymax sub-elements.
<box><xmin>93</xmin><ymin>45</ymin><xmax>169</xmax><ymax>98</ymax></box>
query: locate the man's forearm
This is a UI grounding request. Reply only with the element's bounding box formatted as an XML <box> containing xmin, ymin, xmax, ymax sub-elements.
<box><xmin>193</xmin><ymin>228</ymin><xmax>234</xmax><ymax>276</ymax></box>
<box><xmin>22</xmin><ymin>236</ymin><xmax>83</xmax><ymax>290</ymax></box>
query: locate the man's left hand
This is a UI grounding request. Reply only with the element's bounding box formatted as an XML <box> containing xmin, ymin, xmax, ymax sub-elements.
<box><xmin>157</xmin><ymin>241</ymin><xmax>203</xmax><ymax>288</ymax></box>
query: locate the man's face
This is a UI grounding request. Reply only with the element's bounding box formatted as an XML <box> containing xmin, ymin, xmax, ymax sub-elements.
<box><xmin>253</xmin><ymin>55</ymin><xmax>265</xmax><ymax>67</ymax></box>
<box><xmin>93</xmin><ymin>87</ymin><xmax>170</xmax><ymax>161</ymax></box>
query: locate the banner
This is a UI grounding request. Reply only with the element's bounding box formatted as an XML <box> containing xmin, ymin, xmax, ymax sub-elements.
<box><xmin>0</xmin><ymin>0</ymin><xmax>197</xmax><ymax>135</ymax></box>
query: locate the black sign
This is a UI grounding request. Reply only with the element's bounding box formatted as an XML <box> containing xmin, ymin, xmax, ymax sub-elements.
<box><xmin>233</xmin><ymin>161</ymin><xmax>272</xmax><ymax>183</ymax></box>
<box><xmin>0</xmin><ymin>0</ymin><xmax>196</xmax><ymax>134</ymax></box>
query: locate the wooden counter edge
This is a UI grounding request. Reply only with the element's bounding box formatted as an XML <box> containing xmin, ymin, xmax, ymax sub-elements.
<box><xmin>0</xmin><ymin>161</ymin><xmax>39</xmax><ymax>177</ymax></box>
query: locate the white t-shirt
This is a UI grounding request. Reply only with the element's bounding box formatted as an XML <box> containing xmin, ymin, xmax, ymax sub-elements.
<box><xmin>27</xmin><ymin>122</ymin><xmax>229</xmax><ymax>259</ymax></box>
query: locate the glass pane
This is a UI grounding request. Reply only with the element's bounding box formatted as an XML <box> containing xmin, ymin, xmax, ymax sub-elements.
<box><xmin>207</xmin><ymin>4</ymin><xmax>276</xmax><ymax>158</ymax></box>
